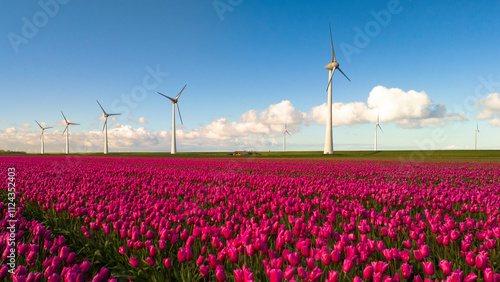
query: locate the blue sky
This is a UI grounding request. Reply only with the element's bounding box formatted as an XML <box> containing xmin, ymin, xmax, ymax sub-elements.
<box><xmin>1</xmin><ymin>0</ymin><xmax>500</xmax><ymax>153</ymax></box>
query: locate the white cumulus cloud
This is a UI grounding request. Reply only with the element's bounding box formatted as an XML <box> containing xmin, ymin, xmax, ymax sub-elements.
<box><xmin>477</xmin><ymin>93</ymin><xmax>500</xmax><ymax>120</ymax></box>
<box><xmin>309</xmin><ymin>86</ymin><xmax>464</xmax><ymax>128</ymax></box>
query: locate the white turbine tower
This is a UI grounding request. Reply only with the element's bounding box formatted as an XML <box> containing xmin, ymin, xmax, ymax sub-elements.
<box><xmin>35</xmin><ymin>120</ymin><xmax>53</xmax><ymax>154</ymax></box>
<box><xmin>61</xmin><ymin>111</ymin><xmax>79</xmax><ymax>155</ymax></box>
<box><xmin>158</xmin><ymin>84</ymin><xmax>187</xmax><ymax>154</ymax></box>
<box><xmin>97</xmin><ymin>100</ymin><xmax>121</xmax><ymax>155</ymax></box>
<box><xmin>324</xmin><ymin>23</ymin><xmax>350</xmax><ymax>154</ymax></box>
<box><xmin>475</xmin><ymin>122</ymin><xmax>480</xmax><ymax>150</ymax></box>
<box><xmin>283</xmin><ymin>122</ymin><xmax>291</xmax><ymax>152</ymax></box>
<box><xmin>374</xmin><ymin>114</ymin><xmax>383</xmax><ymax>151</ymax></box>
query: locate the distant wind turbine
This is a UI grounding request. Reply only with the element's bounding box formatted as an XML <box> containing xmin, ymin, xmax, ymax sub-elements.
<box><xmin>61</xmin><ymin>111</ymin><xmax>79</xmax><ymax>155</ymax></box>
<box><xmin>475</xmin><ymin>122</ymin><xmax>480</xmax><ymax>150</ymax></box>
<box><xmin>35</xmin><ymin>120</ymin><xmax>52</xmax><ymax>154</ymax></box>
<box><xmin>324</xmin><ymin>23</ymin><xmax>350</xmax><ymax>154</ymax></box>
<box><xmin>158</xmin><ymin>84</ymin><xmax>187</xmax><ymax>154</ymax></box>
<box><xmin>283</xmin><ymin>122</ymin><xmax>291</xmax><ymax>152</ymax></box>
<box><xmin>97</xmin><ymin>100</ymin><xmax>121</xmax><ymax>154</ymax></box>
<box><xmin>374</xmin><ymin>114</ymin><xmax>383</xmax><ymax>151</ymax></box>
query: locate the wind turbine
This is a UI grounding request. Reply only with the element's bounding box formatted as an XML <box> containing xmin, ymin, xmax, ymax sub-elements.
<box><xmin>475</xmin><ymin>122</ymin><xmax>480</xmax><ymax>150</ymax></box>
<box><xmin>97</xmin><ymin>100</ymin><xmax>121</xmax><ymax>154</ymax></box>
<box><xmin>158</xmin><ymin>84</ymin><xmax>187</xmax><ymax>154</ymax></box>
<box><xmin>324</xmin><ymin>23</ymin><xmax>350</xmax><ymax>154</ymax></box>
<box><xmin>374</xmin><ymin>114</ymin><xmax>383</xmax><ymax>151</ymax></box>
<box><xmin>35</xmin><ymin>120</ymin><xmax>52</xmax><ymax>154</ymax></box>
<box><xmin>61</xmin><ymin>111</ymin><xmax>79</xmax><ymax>155</ymax></box>
<box><xmin>283</xmin><ymin>122</ymin><xmax>291</xmax><ymax>152</ymax></box>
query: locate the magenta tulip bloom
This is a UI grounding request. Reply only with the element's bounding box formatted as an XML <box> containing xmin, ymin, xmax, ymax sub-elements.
<box><xmin>419</xmin><ymin>245</ymin><xmax>430</xmax><ymax>258</ymax></box>
<box><xmin>422</xmin><ymin>262</ymin><xmax>435</xmax><ymax>276</ymax></box>
<box><xmin>66</xmin><ymin>252</ymin><xmax>76</xmax><ymax>264</ymax></box>
<box><xmin>146</xmin><ymin>257</ymin><xmax>155</xmax><ymax>266</ymax></box>
<box><xmin>163</xmin><ymin>258</ymin><xmax>172</xmax><ymax>268</ymax></box>
<box><xmin>413</xmin><ymin>250</ymin><xmax>424</xmax><ymax>261</ymax></box>
<box><xmin>159</xmin><ymin>239</ymin><xmax>166</xmax><ymax>250</ymax></box>
<box><xmin>466</xmin><ymin>252</ymin><xmax>475</xmax><ymax>266</ymax></box>
<box><xmin>200</xmin><ymin>265</ymin><xmax>209</xmax><ymax>278</ymax></box>
<box><xmin>0</xmin><ymin>265</ymin><xmax>8</xmax><ymax>280</ymax></box>
<box><xmin>270</xmin><ymin>269</ymin><xmax>283</xmax><ymax>282</ymax></box>
<box><xmin>343</xmin><ymin>259</ymin><xmax>353</xmax><ymax>273</ymax></box>
<box><xmin>80</xmin><ymin>261</ymin><xmax>91</xmax><ymax>273</ymax></box>
<box><xmin>284</xmin><ymin>265</ymin><xmax>295</xmax><ymax>280</ymax></box>
<box><xmin>352</xmin><ymin>277</ymin><xmax>363</xmax><ymax>282</ymax></box>
<box><xmin>149</xmin><ymin>245</ymin><xmax>158</xmax><ymax>257</ymax></box>
<box><xmin>331</xmin><ymin>250</ymin><xmax>341</xmax><ymax>263</ymax></box>
<box><xmin>476</xmin><ymin>255</ymin><xmax>488</xmax><ymax>271</ymax></box>
<box><xmin>464</xmin><ymin>272</ymin><xmax>478</xmax><ymax>282</ymax></box>
<box><xmin>401</xmin><ymin>263</ymin><xmax>413</xmax><ymax>279</ymax></box>
<box><xmin>322</xmin><ymin>251</ymin><xmax>331</xmax><ymax>266</ymax></box>
<box><xmin>215</xmin><ymin>265</ymin><xmax>226</xmax><ymax>282</ymax></box>
<box><xmin>178</xmin><ymin>248</ymin><xmax>187</xmax><ymax>263</ymax></box>
<box><xmin>196</xmin><ymin>255</ymin><xmax>205</xmax><ymax>266</ymax></box>
<box><xmin>382</xmin><ymin>249</ymin><xmax>393</xmax><ymax>261</ymax></box>
<box><xmin>297</xmin><ymin>267</ymin><xmax>307</xmax><ymax>280</ymax></box>
<box><xmin>227</xmin><ymin>247</ymin><xmax>239</xmax><ymax>263</ymax></box>
<box><xmin>58</xmin><ymin>246</ymin><xmax>69</xmax><ymax>260</ymax></box>
<box><xmin>439</xmin><ymin>260</ymin><xmax>452</xmax><ymax>276</ymax></box>
<box><xmin>129</xmin><ymin>257</ymin><xmax>140</xmax><ymax>267</ymax></box>
<box><xmin>327</xmin><ymin>271</ymin><xmax>338</xmax><ymax>282</ymax></box>
<box><xmin>484</xmin><ymin>268</ymin><xmax>493</xmax><ymax>282</ymax></box>
<box><xmin>288</xmin><ymin>252</ymin><xmax>301</xmax><ymax>266</ymax></box>
<box><xmin>363</xmin><ymin>265</ymin><xmax>373</xmax><ymax>280</ymax></box>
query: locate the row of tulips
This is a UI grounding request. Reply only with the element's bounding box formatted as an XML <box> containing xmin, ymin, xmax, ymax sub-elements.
<box><xmin>0</xmin><ymin>156</ymin><xmax>500</xmax><ymax>281</ymax></box>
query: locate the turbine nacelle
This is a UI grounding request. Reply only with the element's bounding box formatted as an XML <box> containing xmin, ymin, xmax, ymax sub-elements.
<box><xmin>325</xmin><ymin>61</ymin><xmax>339</xmax><ymax>70</ymax></box>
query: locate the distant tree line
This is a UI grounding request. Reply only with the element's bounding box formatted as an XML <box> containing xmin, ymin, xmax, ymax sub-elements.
<box><xmin>0</xmin><ymin>150</ymin><xmax>27</xmax><ymax>155</ymax></box>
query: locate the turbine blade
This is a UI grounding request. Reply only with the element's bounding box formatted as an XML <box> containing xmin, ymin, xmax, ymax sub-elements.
<box><xmin>176</xmin><ymin>103</ymin><xmax>183</xmax><ymax>125</ymax></box>
<box><xmin>286</xmin><ymin>130</ymin><xmax>291</xmax><ymax>135</ymax></box>
<box><xmin>377</xmin><ymin>114</ymin><xmax>379</xmax><ymax>123</ymax></box>
<box><xmin>378</xmin><ymin>124</ymin><xmax>384</xmax><ymax>133</ymax></box>
<box><xmin>103</xmin><ymin>118</ymin><xmax>107</xmax><ymax>132</ymax></box>
<box><xmin>45</xmin><ymin>127</ymin><xmax>53</xmax><ymax>130</ymax></box>
<box><xmin>96</xmin><ymin>100</ymin><xmax>107</xmax><ymax>115</ymax></box>
<box><xmin>62</xmin><ymin>126</ymin><xmax>68</xmax><ymax>135</ymax></box>
<box><xmin>35</xmin><ymin>120</ymin><xmax>43</xmax><ymax>129</ymax></box>
<box><xmin>158</xmin><ymin>92</ymin><xmax>176</xmax><ymax>103</ymax></box>
<box><xmin>326</xmin><ymin>72</ymin><xmax>334</xmax><ymax>92</ymax></box>
<box><xmin>337</xmin><ymin>67</ymin><xmax>351</xmax><ymax>82</ymax></box>
<box><xmin>329</xmin><ymin>23</ymin><xmax>336</xmax><ymax>62</ymax></box>
<box><xmin>108</xmin><ymin>113</ymin><xmax>121</xmax><ymax>116</ymax></box>
<box><xmin>175</xmin><ymin>84</ymin><xmax>187</xmax><ymax>100</ymax></box>
<box><xmin>61</xmin><ymin>111</ymin><xmax>68</xmax><ymax>123</ymax></box>
<box><xmin>40</xmin><ymin>132</ymin><xmax>43</xmax><ymax>140</ymax></box>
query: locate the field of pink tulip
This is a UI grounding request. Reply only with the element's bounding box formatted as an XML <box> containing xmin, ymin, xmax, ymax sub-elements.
<box><xmin>1</xmin><ymin>156</ymin><xmax>500</xmax><ymax>282</ymax></box>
